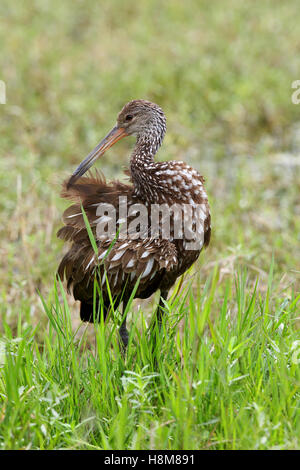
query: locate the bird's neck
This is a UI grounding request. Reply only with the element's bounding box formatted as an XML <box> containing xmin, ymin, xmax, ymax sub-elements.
<box><xmin>130</xmin><ymin>133</ymin><xmax>162</xmax><ymax>186</ymax></box>
<box><xmin>129</xmin><ymin>125</ymin><xmax>167</xmax><ymax>200</ymax></box>
<box><xmin>130</xmin><ymin>132</ymin><xmax>164</xmax><ymax>200</ymax></box>
<box><xmin>129</xmin><ymin>111</ymin><xmax>166</xmax><ymax>170</ymax></box>
<box><xmin>131</xmin><ymin>132</ymin><xmax>162</xmax><ymax>163</ymax></box>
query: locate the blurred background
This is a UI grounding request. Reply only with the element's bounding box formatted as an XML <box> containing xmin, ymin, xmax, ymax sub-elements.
<box><xmin>0</xmin><ymin>0</ymin><xmax>299</xmax><ymax>329</ymax></box>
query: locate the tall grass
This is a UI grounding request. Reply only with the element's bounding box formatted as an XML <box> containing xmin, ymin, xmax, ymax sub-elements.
<box><xmin>0</xmin><ymin>265</ymin><xmax>299</xmax><ymax>450</ymax></box>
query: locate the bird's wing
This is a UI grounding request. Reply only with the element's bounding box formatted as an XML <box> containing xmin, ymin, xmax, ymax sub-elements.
<box><xmin>57</xmin><ymin>236</ymin><xmax>177</xmax><ymax>299</ymax></box>
<box><xmin>57</xmin><ymin>173</ymin><xmax>177</xmax><ymax>297</ymax></box>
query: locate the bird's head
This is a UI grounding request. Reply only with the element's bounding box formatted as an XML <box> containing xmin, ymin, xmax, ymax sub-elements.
<box><xmin>67</xmin><ymin>99</ymin><xmax>166</xmax><ymax>188</ymax></box>
<box><xmin>116</xmin><ymin>99</ymin><xmax>166</xmax><ymax>137</ymax></box>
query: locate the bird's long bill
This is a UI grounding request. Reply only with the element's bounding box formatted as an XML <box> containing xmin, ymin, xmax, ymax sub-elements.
<box><xmin>67</xmin><ymin>126</ymin><xmax>127</xmax><ymax>187</ymax></box>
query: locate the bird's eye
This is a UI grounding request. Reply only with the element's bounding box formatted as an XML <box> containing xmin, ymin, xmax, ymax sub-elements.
<box><xmin>125</xmin><ymin>114</ymin><xmax>133</xmax><ymax>122</ymax></box>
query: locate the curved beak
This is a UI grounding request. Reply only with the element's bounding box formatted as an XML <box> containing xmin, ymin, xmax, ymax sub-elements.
<box><xmin>67</xmin><ymin>126</ymin><xmax>127</xmax><ymax>188</ymax></box>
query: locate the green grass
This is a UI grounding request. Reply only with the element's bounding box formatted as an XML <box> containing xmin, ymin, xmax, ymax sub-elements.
<box><xmin>0</xmin><ymin>0</ymin><xmax>300</xmax><ymax>450</ymax></box>
<box><xmin>0</xmin><ymin>267</ymin><xmax>299</xmax><ymax>449</ymax></box>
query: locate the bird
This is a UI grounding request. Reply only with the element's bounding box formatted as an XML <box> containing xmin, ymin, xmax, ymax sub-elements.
<box><xmin>57</xmin><ymin>99</ymin><xmax>211</xmax><ymax>352</ymax></box>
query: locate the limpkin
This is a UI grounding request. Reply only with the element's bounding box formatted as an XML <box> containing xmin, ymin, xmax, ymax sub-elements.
<box><xmin>57</xmin><ymin>100</ymin><xmax>211</xmax><ymax>351</ymax></box>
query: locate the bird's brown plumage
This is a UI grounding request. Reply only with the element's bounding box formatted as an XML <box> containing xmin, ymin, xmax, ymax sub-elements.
<box><xmin>57</xmin><ymin>100</ymin><xmax>211</xmax><ymax>342</ymax></box>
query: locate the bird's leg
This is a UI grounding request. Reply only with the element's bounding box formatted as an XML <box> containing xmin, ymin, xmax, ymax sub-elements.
<box><xmin>118</xmin><ymin>296</ymin><xmax>130</xmax><ymax>356</ymax></box>
<box><xmin>150</xmin><ymin>290</ymin><xmax>169</xmax><ymax>352</ymax></box>
<box><xmin>156</xmin><ymin>289</ymin><xmax>169</xmax><ymax>329</ymax></box>
<box><xmin>119</xmin><ymin>319</ymin><xmax>129</xmax><ymax>356</ymax></box>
